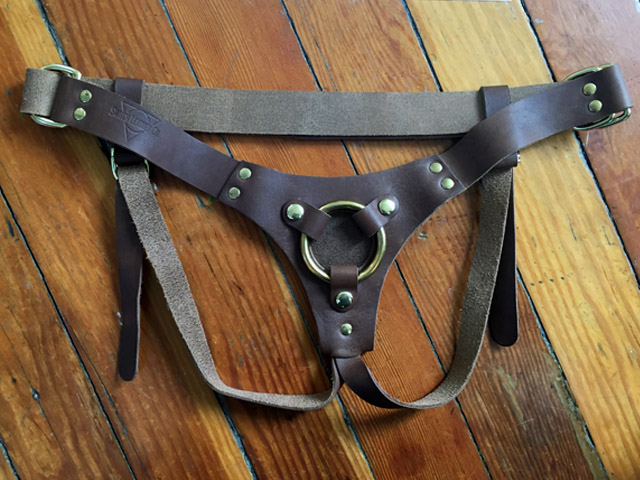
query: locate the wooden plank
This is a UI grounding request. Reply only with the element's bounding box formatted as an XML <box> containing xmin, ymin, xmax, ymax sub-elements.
<box><xmin>163</xmin><ymin>0</ymin><xmax>491</xmax><ymax>478</ymax></box>
<box><xmin>404</xmin><ymin>1</ymin><xmax>640</xmax><ymax>478</ymax></box>
<box><xmin>11</xmin><ymin>0</ymin><xmax>373</xmax><ymax>478</ymax></box>
<box><xmin>281</xmin><ymin>0</ymin><xmax>604</xmax><ymax>478</ymax></box>
<box><xmin>0</xmin><ymin>197</ymin><xmax>131</xmax><ymax>475</ymax></box>
<box><xmin>523</xmin><ymin>0</ymin><xmax>640</xmax><ymax>276</ymax></box>
<box><xmin>0</xmin><ymin>1</ymin><xmax>251</xmax><ymax>478</ymax></box>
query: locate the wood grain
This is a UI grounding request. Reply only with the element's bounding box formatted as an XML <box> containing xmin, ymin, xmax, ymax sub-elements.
<box><xmin>1</xmin><ymin>0</ymin><xmax>250</xmax><ymax>478</ymax></box>
<box><xmin>164</xmin><ymin>0</ymin><xmax>491</xmax><ymax>477</ymax></box>
<box><xmin>406</xmin><ymin>1</ymin><xmax>640</xmax><ymax>478</ymax></box>
<box><xmin>0</xmin><ymin>165</ymin><xmax>130</xmax><ymax>476</ymax></box>
<box><xmin>523</xmin><ymin>0</ymin><xmax>640</xmax><ymax>276</ymax></box>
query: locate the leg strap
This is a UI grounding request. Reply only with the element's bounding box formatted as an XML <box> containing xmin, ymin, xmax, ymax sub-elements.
<box><xmin>335</xmin><ymin>166</ymin><xmax>512</xmax><ymax>408</ymax></box>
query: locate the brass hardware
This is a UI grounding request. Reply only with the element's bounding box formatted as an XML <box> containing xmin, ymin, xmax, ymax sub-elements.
<box><xmin>110</xmin><ymin>147</ymin><xmax>150</xmax><ymax>180</ymax></box>
<box><xmin>588</xmin><ymin>100</ymin><xmax>603</xmax><ymax>113</ymax></box>
<box><xmin>335</xmin><ymin>291</ymin><xmax>354</xmax><ymax>309</ymax></box>
<box><xmin>429</xmin><ymin>161</ymin><xmax>443</xmax><ymax>174</ymax></box>
<box><xmin>30</xmin><ymin>64</ymin><xmax>82</xmax><ymax>128</ymax></box>
<box><xmin>227</xmin><ymin>187</ymin><xmax>241</xmax><ymax>200</ymax></box>
<box><xmin>73</xmin><ymin>108</ymin><xmax>86</xmax><ymax>121</ymax></box>
<box><xmin>582</xmin><ymin>83</ymin><xmax>597</xmax><ymax>96</ymax></box>
<box><xmin>300</xmin><ymin>200</ymin><xmax>387</xmax><ymax>283</ymax></box>
<box><xmin>80</xmin><ymin>89</ymin><xmax>92</xmax><ymax>103</ymax></box>
<box><xmin>377</xmin><ymin>198</ymin><xmax>397</xmax><ymax>216</ymax></box>
<box><xmin>238</xmin><ymin>167</ymin><xmax>252</xmax><ymax>180</ymax></box>
<box><xmin>286</xmin><ymin>203</ymin><xmax>305</xmax><ymax>221</ymax></box>
<box><xmin>441</xmin><ymin>178</ymin><xmax>455</xmax><ymax>190</ymax></box>
<box><xmin>339</xmin><ymin>323</ymin><xmax>353</xmax><ymax>335</ymax></box>
<box><xmin>563</xmin><ymin>64</ymin><xmax>631</xmax><ymax>131</ymax></box>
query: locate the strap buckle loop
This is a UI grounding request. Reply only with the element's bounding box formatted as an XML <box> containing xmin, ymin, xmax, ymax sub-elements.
<box><xmin>30</xmin><ymin>64</ymin><xmax>82</xmax><ymax>128</ymax></box>
<box><xmin>563</xmin><ymin>64</ymin><xmax>631</xmax><ymax>131</ymax></box>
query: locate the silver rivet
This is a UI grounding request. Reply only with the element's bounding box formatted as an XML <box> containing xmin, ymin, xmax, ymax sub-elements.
<box><xmin>286</xmin><ymin>203</ymin><xmax>305</xmax><ymax>221</ymax></box>
<box><xmin>227</xmin><ymin>187</ymin><xmax>241</xmax><ymax>200</ymax></box>
<box><xmin>335</xmin><ymin>291</ymin><xmax>354</xmax><ymax>310</ymax></box>
<box><xmin>73</xmin><ymin>108</ymin><xmax>86</xmax><ymax>121</ymax></box>
<box><xmin>429</xmin><ymin>162</ymin><xmax>443</xmax><ymax>174</ymax></box>
<box><xmin>441</xmin><ymin>178</ymin><xmax>455</xmax><ymax>190</ymax></box>
<box><xmin>339</xmin><ymin>323</ymin><xmax>353</xmax><ymax>335</ymax></box>
<box><xmin>516</xmin><ymin>152</ymin><xmax>521</xmax><ymax>165</ymax></box>
<box><xmin>378</xmin><ymin>198</ymin><xmax>397</xmax><ymax>216</ymax></box>
<box><xmin>238</xmin><ymin>167</ymin><xmax>252</xmax><ymax>180</ymax></box>
<box><xmin>583</xmin><ymin>83</ymin><xmax>597</xmax><ymax>96</ymax></box>
<box><xmin>588</xmin><ymin>100</ymin><xmax>603</xmax><ymax>113</ymax></box>
<box><xmin>79</xmin><ymin>89</ymin><xmax>92</xmax><ymax>103</ymax></box>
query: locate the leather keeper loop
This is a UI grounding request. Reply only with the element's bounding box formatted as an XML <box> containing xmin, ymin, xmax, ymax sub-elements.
<box><xmin>330</xmin><ymin>265</ymin><xmax>358</xmax><ymax>313</ymax></box>
<box><xmin>352</xmin><ymin>195</ymin><xmax>399</xmax><ymax>238</ymax></box>
<box><xmin>282</xmin><ymin>199</ymin><xmax>331</xmax><ymax>241</ymax></box>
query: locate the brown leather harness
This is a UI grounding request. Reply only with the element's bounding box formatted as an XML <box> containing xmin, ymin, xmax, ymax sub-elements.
<box><xmin>21</xmin><ymin>64</ymin><xmax>632</xmax><ymax>410</ymax></box>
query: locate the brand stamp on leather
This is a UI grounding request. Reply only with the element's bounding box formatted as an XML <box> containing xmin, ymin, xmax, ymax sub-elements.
<box><xmin>109</xmin><ymin>100</ymin><xmax>160</xmax><ymax>141</ymax></box>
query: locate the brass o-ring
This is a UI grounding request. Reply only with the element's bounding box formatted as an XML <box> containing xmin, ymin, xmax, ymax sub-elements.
<box><xmin>300</xmin><ymin>200</ymin><xmax>387</xmax><ymax>283</ymax></box>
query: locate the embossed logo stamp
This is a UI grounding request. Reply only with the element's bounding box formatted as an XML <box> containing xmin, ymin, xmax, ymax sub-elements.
<box><xmin>109</xmin><ymin>101</ymin><xmax>160</xmax><ymax>141</ymax></box>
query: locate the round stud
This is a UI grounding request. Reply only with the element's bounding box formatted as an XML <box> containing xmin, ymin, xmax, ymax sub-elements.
<box><xmin>377</xmin><ymin>197</ymin><xmax>397</xmax><ymax>216</ymax></box>
<box><xmin>73</xmin><ymin>108</ymin><xmax>86</xmax><ymax>121</ymax></box>
<box><xmin>588</xmin><ymin>100</ymin><xmax>603</xmax><ymax>113</ymax></box>
<box><xmin>227</xmin><ymin>187</ymin><xmax>241</xmax><ymax>200</ymax></box>
<box><xmin>429</xmin><ymin>161</ymin><xmax>443</xmax><ymax>174</ymax></box>
<box><xmin>335</xmin><ymin>291</ymin><xmax>354</xmax><ymax>310</ymax></box>
<box><xmin>286</xmin><ymin>203</ymin><xmax>305</xmax><ymax>221</ymax></box>
<box><xmin>238</xmin><ymin>167</ymin><xmax>252</xmax><ymax>180</ymax></box>
<box><xmin>339</xmin><ymin>323</ymin><xmax>353</xmax><ymax>336</ymax></box>
<box><xmin>79</xmin><ymin>89</ymin><xmax>92</xmax><ymax>103</ymax></box>
<box><xmin>582</xmin><ymin>83</ymin><xmax>597</xmax><ymax>96</ymax></box>
<box><xmin>441</xmin><ymin>178</ymin><xmax>455</xmax><ymax>190</ymax></box>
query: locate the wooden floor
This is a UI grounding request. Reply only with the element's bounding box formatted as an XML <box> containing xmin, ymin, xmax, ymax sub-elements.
<box><xmin>1</xmin><ymin>0</ymin><xmax>639</xmax><ymax>478</ymax></box>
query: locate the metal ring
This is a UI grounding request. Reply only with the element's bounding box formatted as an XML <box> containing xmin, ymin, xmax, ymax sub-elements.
<box><xmin>30</xmin><ymin>64</ymin><xmax>82</xmax><ymax>128</ymax></box>
<box><xmin>300</xmin><ymin>200</ymin><xmax>387</xmax><ymax>283</ymax></box>
<box><xmin>563</xmin><ymin>64</ymin><xmax>632</xmax><ymax>131</ymax></box>
<box><xmin>110</xmin><ymin>147</ymin><xmax>150</xmax><ymax>180</ymax></box>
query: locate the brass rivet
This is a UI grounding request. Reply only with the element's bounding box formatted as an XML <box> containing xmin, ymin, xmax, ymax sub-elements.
<box><xmin>582</xmin><ymin>83</ymin><xmax>597</xmax><ymax>96</ymax></box>
<box><xmin>238</xmin><ymin>167</ymin><xmax>252</xmax><ymax>180</ymax></box>
<box><xmin>339</xmin><ymin>323</ymin><xmax>353</xmax><ymax>335</ymax></box>
<box><xmin>378</xmin><ymin>197</ymin><xmax>397</xmax><ymax>216</ymax></box>
<box><xmin>79</xmin><ymin>89</ymin><xmax>92</xmax><ymax>103</ymax></box>
<box><xmin>73</xmin><ymin>108</ymin><xmax>86</xmax><ymax>121</ymax></box>
<box><xmin>441</xmin><ymin>178</ymin><xmax>455</xmax><ymax>190</ymax></box>
<box><xmin>335</xmin><ymin>291</ymin><xmax>354</xmax><ymax>310</ymax></box>
<box><xmin>286</xmin><ymin>203</ymin><xmax>305</xmax><ymax>221</ymax></box>
<box><xmin>227</xmin><ymin>187</ymin><xmax>241</xmax><ymax>200</ymax></box>
<box><xmin>588</xmin><ymin>100</ymin><xmax>603</xmax><ymax>113</ymax></box>
<box><xmin>429</xmin><ymin>162</ymin><xmax>443</xmax><ymax>174</ymax></box>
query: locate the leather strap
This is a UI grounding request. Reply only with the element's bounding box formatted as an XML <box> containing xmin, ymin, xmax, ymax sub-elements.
<box><xmin>335</xmin><ymin>159</ymin><xmax>513</xmax><ymax>408</ymax></box>
<box><xmin>113</xmin><ymin>78</ymin><xmax>146</xmax><ymax>380</ymax></box>
<box><xmin>117</xmin><ymin>164</ymin><xmax>342</xmax><ymax>410</ymax></box>
<box><xmin>480</xmin><ymin>86</ymin><xmax>519</xmax><ymax>346</ymax></box>
<box><xmin>21</xmin><ymin>67</ymin><xmax>571</xmax><ymax>137</ymax></box>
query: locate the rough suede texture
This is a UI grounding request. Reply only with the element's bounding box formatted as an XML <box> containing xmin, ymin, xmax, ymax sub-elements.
<box><xmin>118</xmin><ymin>166</ymin><xmax>340</xmax><ymax>410</ymax></box>
<box><xmin>22</xmin><ymin>68</ymin><xmax>551</xmax><ymax>136</ymax></box>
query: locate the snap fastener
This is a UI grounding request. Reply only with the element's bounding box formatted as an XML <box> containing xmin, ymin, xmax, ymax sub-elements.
<box><xmin>73</xmin><ymin>108</ymin><xmax>86</xmax><ymax>121</ymax></box>
<box><xmin>339</xmin><ymin>323</ymin><xmax>353</xmax><ymax>335</ymax></box>
<box><xmin>377</xmin><ymin>198</ymin><xmax>397</xmax><ymax>216</ymax></box>
<box><xmin>335</xmin><ymin>291</ymin><xmax>354</xmax><ymax>309</ymax></box>
<box><xmin>227</xmin><ymin>187</ymin><xmax>241</xmax><ymax>200</ymax></box>
<box><xmin>238</xmin><ymin>167</ymin><xmax>252</xmax><ymax>180</ymax></box>
<box><xmin>286</xmin><ymin>203</ymin><xmax>305</xmax><ymax>221</ymax></box>
<box><xmin>441</xmin><ymin>178</ymin><xmax>455</xmax><ymax>190</ymax></box>
<box><xmin>429</xmin><ymin>162</ymin><xmax>443</xmax><ymax>173</ymax></box>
